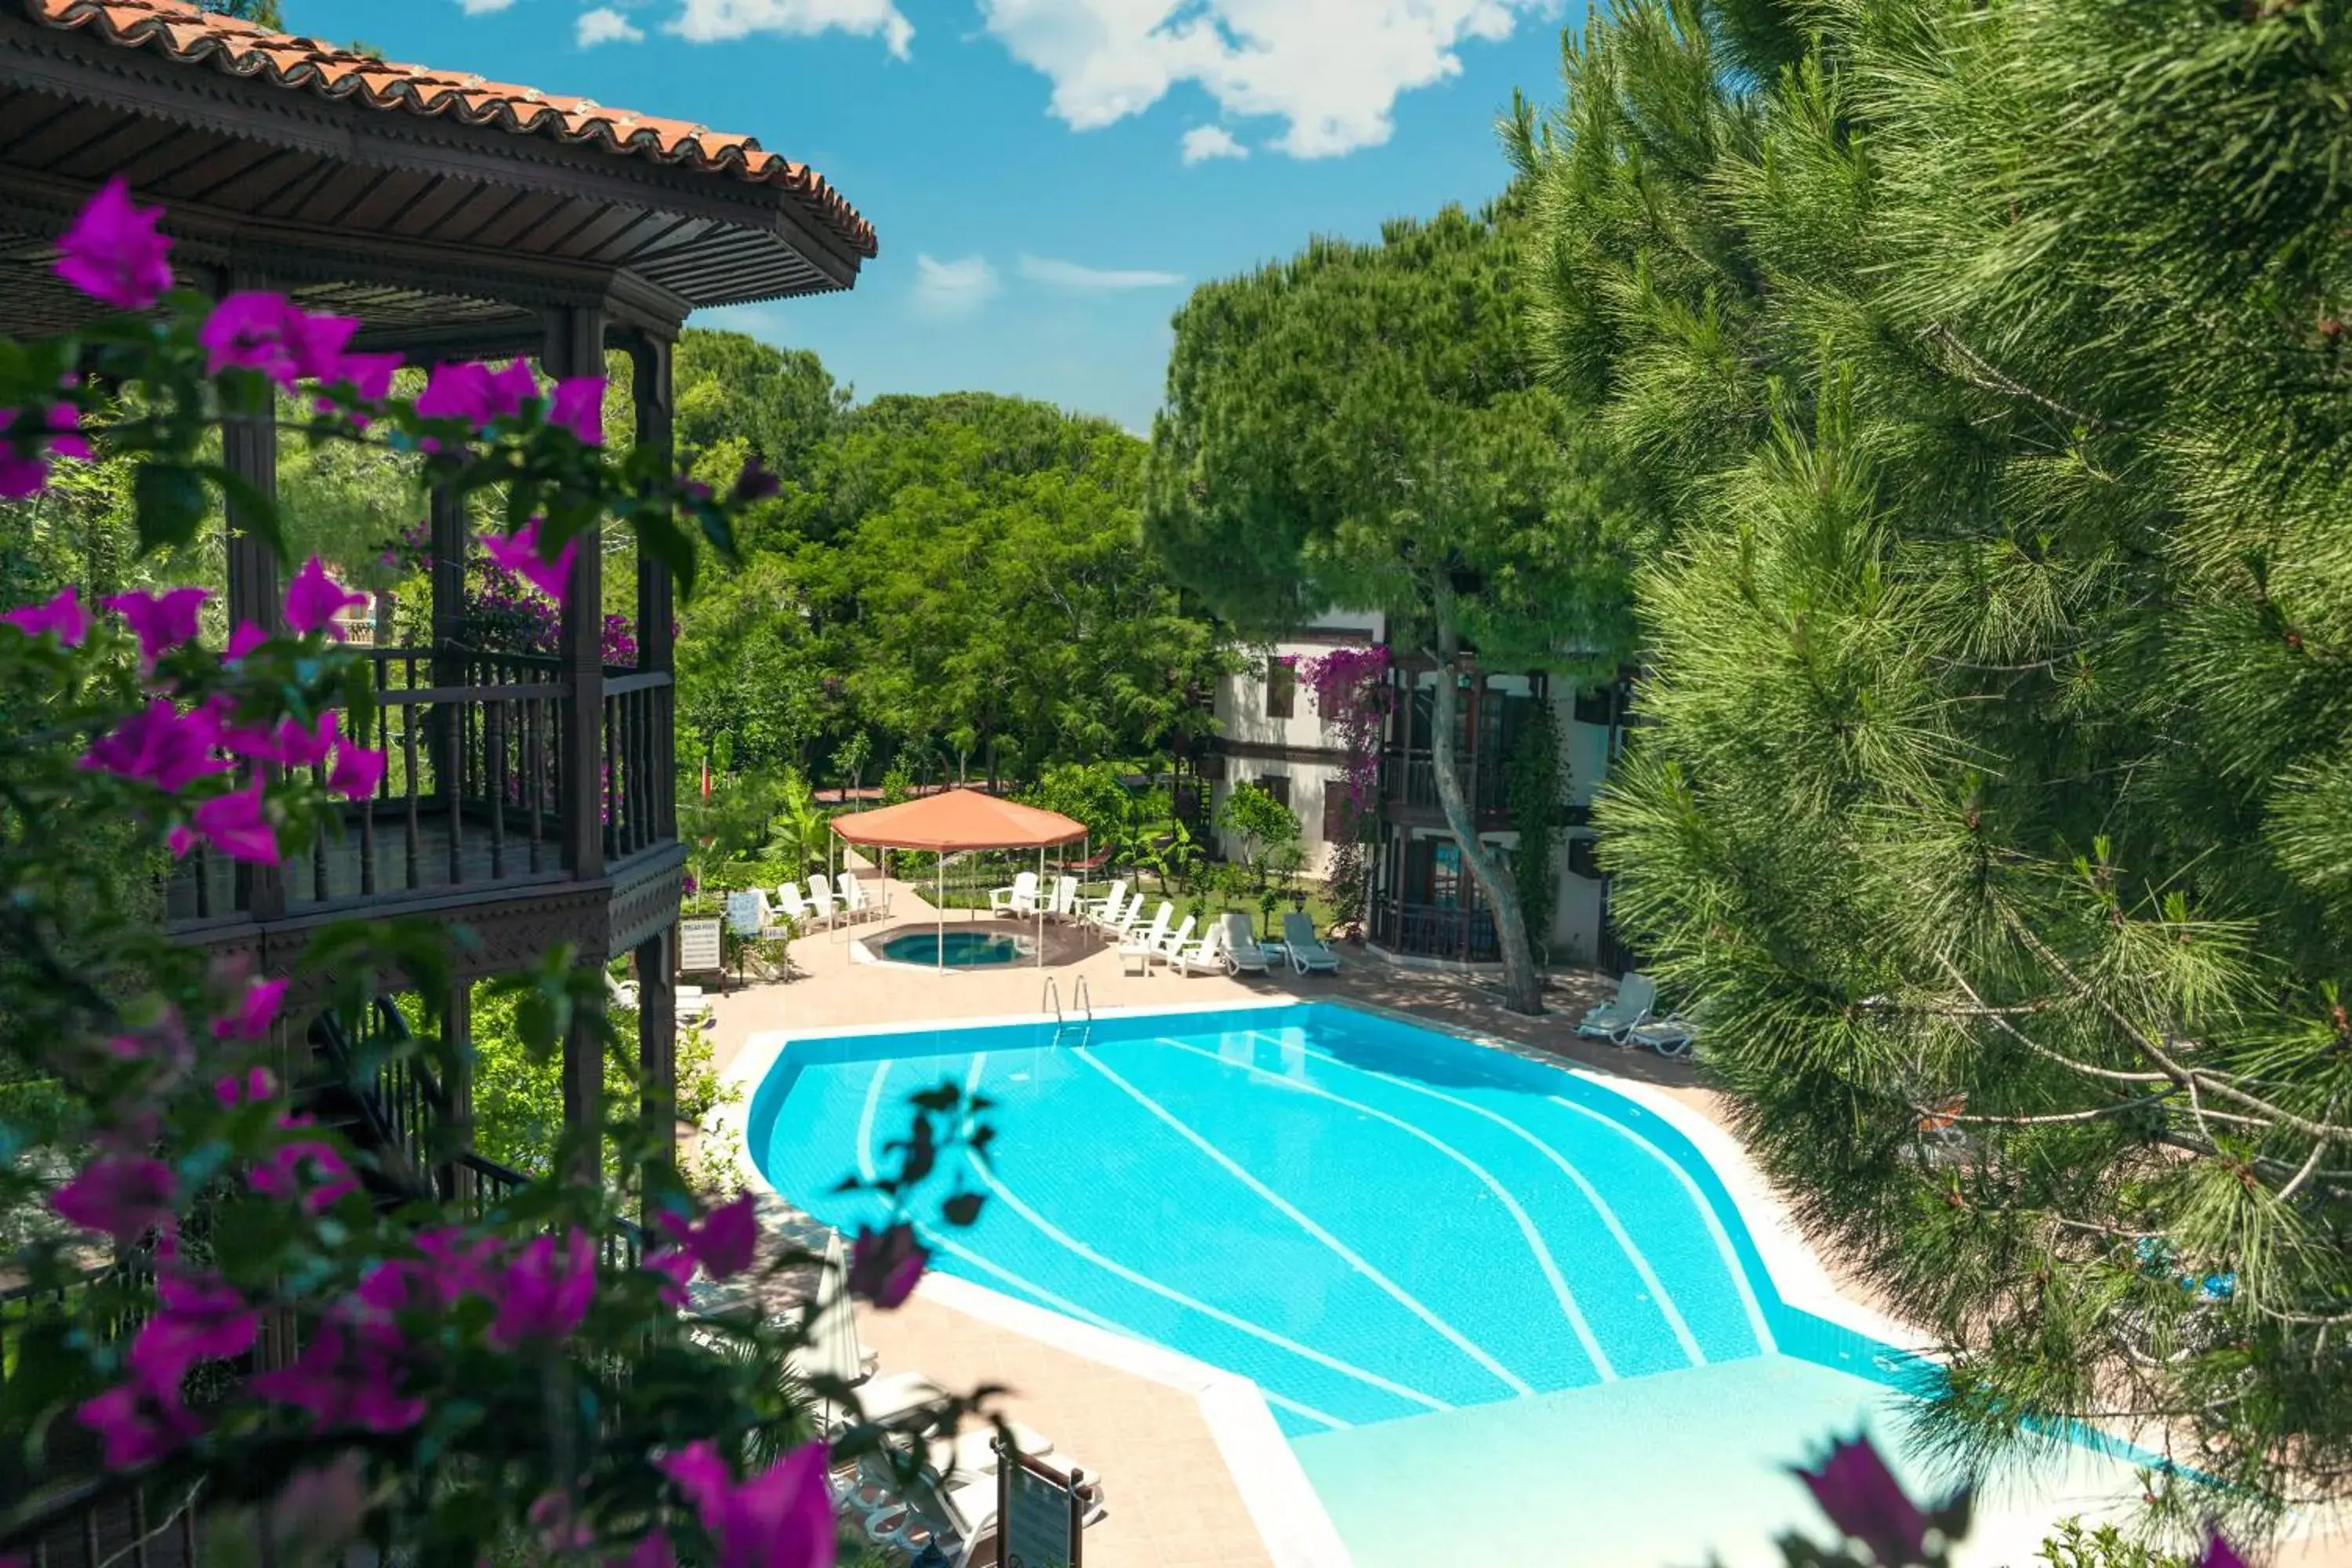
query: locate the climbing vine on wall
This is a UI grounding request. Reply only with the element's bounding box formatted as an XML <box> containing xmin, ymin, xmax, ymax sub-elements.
<box><xmin>1294</xmin><ymin>644</ymin><xmax>1389</xmax><ymax>927</ymax></box>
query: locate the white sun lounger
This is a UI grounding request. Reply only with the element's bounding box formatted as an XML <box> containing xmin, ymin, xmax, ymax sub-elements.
<box><xmin>1280</xmin><ymin>911</ymin><xmax>1340</xmax><ymax>975</ymax></box>
<box><xmin>1221</xmin><ymin>912</ymin><xmax>1272</xmax><ymax>976</ymax></box>
<box><xmin>1577</xmin><ymin>973</ymin><xmax>1657</xmax><ymax>1042</ymax></box>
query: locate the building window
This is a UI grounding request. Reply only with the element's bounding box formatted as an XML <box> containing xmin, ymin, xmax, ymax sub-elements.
<box><xmin>1265</xmin><ymin>656</ymin><xmax>1296</xmax><ymax>719</ymax></box>
<box><xmin>1256</xmin><ymin>775</ymin><xmax>1292</xmax><ymax>810</ymax></box>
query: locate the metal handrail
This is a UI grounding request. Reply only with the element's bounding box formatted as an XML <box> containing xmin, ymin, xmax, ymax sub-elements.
<box><xmin>1040</xmin><ymin>978</ymin><xmax>1062</xmax><ymax>1024</ymax></box>
<box><xmin>1072</xmin><ymin>975</ymin><xmax>1093</xmax><ymax>1020</ymax></box>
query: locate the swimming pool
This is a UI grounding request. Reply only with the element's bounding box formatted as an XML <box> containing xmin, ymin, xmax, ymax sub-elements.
<box><xmin>873</xmin><ymin>928</ymin><xmax>1029</xmax><ymax>967</ymax></box>
<box><xmin>751</xmin><ymin>1001</ymin><xmax>1907</xmax><ymax>1432</ymax></box>
<box><xmin>745</xmin><ymin>1002</ymin><xmax>2152</xmax><ymax>1565</ymax></box>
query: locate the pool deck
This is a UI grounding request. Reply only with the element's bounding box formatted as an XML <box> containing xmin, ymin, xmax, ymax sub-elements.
<box><xmin>690</xmin><ymin>874</ymin><xmax>2352</xmax><ymax>1567</ymax></box>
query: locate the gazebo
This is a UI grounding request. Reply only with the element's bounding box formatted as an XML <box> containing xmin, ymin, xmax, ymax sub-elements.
<box><xmin>831</xmin><ymin>789</ymin><xmax>1086</xmax><ymax>971</ymax></box>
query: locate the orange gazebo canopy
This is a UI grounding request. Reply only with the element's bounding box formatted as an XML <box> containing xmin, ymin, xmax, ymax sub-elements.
<box><xmin>829</xmin><ymin>789</ymin><xmax>1086</xmax><ymax>853</ymax></box>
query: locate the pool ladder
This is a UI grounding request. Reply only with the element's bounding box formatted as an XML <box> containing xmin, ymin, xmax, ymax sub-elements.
<box><xmin>1044</xmin><ymin>976</ymin><xmax>1094</xmax><ymax>1046</ymax></box>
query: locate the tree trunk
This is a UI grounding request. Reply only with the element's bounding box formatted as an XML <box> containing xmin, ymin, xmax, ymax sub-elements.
<box><xmin>1428</xmin><ymin>602</ymin><xmax>1544</xmax><ymax>1014</ymax></box>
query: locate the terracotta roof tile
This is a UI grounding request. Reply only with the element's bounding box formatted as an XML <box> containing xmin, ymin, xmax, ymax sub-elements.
<box><xmin>22</xmin><ymin>0</ymin><xmax>878</xmax><ymax>259</ymax></box>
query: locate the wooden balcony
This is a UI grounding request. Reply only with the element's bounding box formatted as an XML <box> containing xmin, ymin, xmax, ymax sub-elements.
<box><xmin>1379</xmin><ymin>748</ymin><xmax>1510</xmax><ymax>821</ymax></box>
<box><xmin>163</xmin><ymin>645</ymin><xmax>683</xmax><ymax>982</ymax></box>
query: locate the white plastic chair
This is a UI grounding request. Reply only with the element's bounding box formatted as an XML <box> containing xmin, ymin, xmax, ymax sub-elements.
<box><xmin>1172</xmin><ymin>918</ymin><xmax>1228</xmax><ymax>975</ymax></box>
<box><xmin>1080</xmin><ymin>879</ymin><xmax>1128</xmax><ymax>927</ymax></box>
<box><xmin>1044</xmin><ymin>875</ymin><xmax>1080</xmax><ymax>923</ymax></box>
<box><xmin>775</xmin><ymin>882</ymin><xmax>812</xmax><ymax>931</ymax></box>
<box><xmin>839</xmin><ymin>873</ymin><xmax>880</xmax><ymax>924</ymax></box>
<box><xmin>1221</xmin><ymin>913</ymin><xmax>1270</xmax><ymax>976</ymax></box>
<box><xmin>807</xmin><ymin>874</ymin><xmax>840</xmax><ymax>929</ymax></box>
<box><xmin>1576</xmin><ymin>974</ymin><xmax>1657</xmax><ymax>1041</ymax></box>
<box><xmin>1148</xmin><ymin>915</ymin><xmax>1196</xmax><ymax>970</ymax></box>
<box><xmin>1279</xmin><ymin>911</ymin><xmax>1341</xmax><ymax>975</ymax></box>
<box><xmin>1118</xmin><ymin>902</ymin><xmax>1173</xmax><ymax>975</ymax></box>
<box><xmin>989</xmin><ymin>870</ymin><xmax>1040</xmax><ymax>917</ymax></box>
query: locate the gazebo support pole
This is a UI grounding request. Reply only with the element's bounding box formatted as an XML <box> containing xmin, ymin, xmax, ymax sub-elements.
<box><xmin>936</xmin><ymin>852</ymin><xmax>945</xmax><ymax>973</ymax></box>
<box><xmin>1036</xmin><ymin>844</ymin><xmax>1045</xmax><ymax>969</ymax></box>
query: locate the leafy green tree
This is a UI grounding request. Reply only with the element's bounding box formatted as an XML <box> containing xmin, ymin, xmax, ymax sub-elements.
<box><xmin>673</xmin><ymin>329</ymin><xmax>848</xmax><ymax>485</ymax></box>
<box><xmin>1512</xmin><ymin>0</ymin><xmax>2352</xmax><ymax>1532</ymax></box>
<box><xmin>1214</xmin><ymin>779</ymin><xmax>1300</xmax><ymax>883</ymax></box>
<box><xmin>760</xmin><ymin>768</ymin><xmax>833</xmax><ymax>878</ymax></box>
<box><xmin>1147</xmin><ymin>199</ymin><xmax>1648</xmax><ymax>1012</ymax></box>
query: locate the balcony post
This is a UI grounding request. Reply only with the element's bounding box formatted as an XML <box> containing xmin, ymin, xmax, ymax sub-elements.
<box><xmin>635</xmin><ymin>927</ymin><xmax>677</xmax><ymax>1232</ymax></box>
<box><xmin>220</xmin><ymin>262</ymin><xmax>283</xmax><ymax>922</ymax></box>
<box><xmin>546</xmin><ymin>304</ymin><xmax>607</xmax><ymax>1181</ymax></box>
<box><xmin>625</xmin><ymin>328</ymin><xmax>677</xmax><ymax>848</ymax></box>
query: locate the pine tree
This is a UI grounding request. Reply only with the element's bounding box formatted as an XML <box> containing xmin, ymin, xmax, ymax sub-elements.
<box><xmin>1512</xmin><ymin>0</ymin><xmax>2352</xmax><ymax>1535</ymax></box>
<box><xmin>1146</xmin><ymin>199</ymin><xmax>1650</xmax><ymax>1013</ymax></box>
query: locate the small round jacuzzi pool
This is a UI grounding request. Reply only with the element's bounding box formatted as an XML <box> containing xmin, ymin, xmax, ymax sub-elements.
<box><xmin>877</xmin><ymin>929</ymin><xmax>1028</xmax><ymax>967</ymax></box>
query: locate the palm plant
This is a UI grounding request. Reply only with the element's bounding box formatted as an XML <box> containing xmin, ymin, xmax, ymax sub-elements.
<box><xmin>762</xmin><ymin>768</ymin><xmax>833</xmax><ymax>878</ymax></box>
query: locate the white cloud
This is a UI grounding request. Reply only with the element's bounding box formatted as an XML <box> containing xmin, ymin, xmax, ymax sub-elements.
<box><xmin>457</xmin><ymin>0</ymin><xmax>515</xmax><ymax>13</ymax></box>
<box><xmin>668</xmin><ymin>0</ymin><xmax>913</xmax><ymax>58</ymax></box>
<box><xmin>1180</xmin><ymin>124</ymin><xmax>1247</xmax><ymax>164</ymax></box>
<box><xmin>913</xmin><ymin>253</ymin><xmax>1000</xmax><ymax>317</ymax></box>
<box><xmin>976</xmin><ymin>0</ymin><xmax>1555</xmax><ymax>158</ymax></box>
<box><xmin>578</xmin><ymin>6</ymin><xmax>646</xmax><ymax>44</ymax></box>
<box><xmin>1018</xmin><ymin>255</ymin><xmax>1184</xmax><ymax>291</ymax></box>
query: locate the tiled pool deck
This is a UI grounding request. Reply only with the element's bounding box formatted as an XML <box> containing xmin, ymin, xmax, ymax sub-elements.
<box><xmin>695</xmin><ymin>874</ymin><xmax>2352</xmax><ymax>1567</ymax></box>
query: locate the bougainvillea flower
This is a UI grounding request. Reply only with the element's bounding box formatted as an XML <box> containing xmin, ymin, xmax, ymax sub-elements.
<box><xmin>223</xmin><ymin>619</ymin><xmax>270</xmax><ymax>662</ymax></box>
<box><xmin>102</xmin><ymin>586</ymin><xmax>209</xmax><ymax>663</ymax></box>
<box><xmin>199</xmin><ymin>291</ymin><xmax>306</xmax><ymax>384</ymax></box>
<box><xmin>848</xmin><ymin>1221</ymin><xmax>927</xmax><ymax>1309</ymax></box>
<box><xmin>77</xmin><ymin>1380</ymin><xmax>202</xmax><ymax>1468</ymax></box>
<box><xmin>1792</xmin><ymin>1434</ymin><xmax>1929</xmax><ymax>1568</ymax></box>
<box><xmin>1</xmin><ymin>403</ymin><xmax>95</xmax><ymax>498</ymax></box>
<box><xmin>481</xmin><ymin>517</ymin><xmax>578</xmax><ymax>604</ymax></box>
<box><xmin>128</xmin><ymin>1269</ymin><xmax>257</xmax><ymax>1393</ymax></box>
<box><xmin>2201</xmin><ymin>1534</ymin><xmax>2248</xmax><ymax>1568</ymax></box>
<box><xmin>326</xmin><ymin>741</ymin><xmax>387</xmax><ymax>801</ymax></box>
<box><xmin>657</xmin><ymin>1192</ymin><xmax>760</xmax><ymax>1282</ymax></box>
<box><xmin>288</xmin><ymin>310</ymin><xmax>361</xmax><ymax>383</ymax></box>
<box><xmin>214</xmin><ymin>1065</ymin><xmax>276</xmax><ymax>1107</ymax></box>
<box><xmin>53</xmin><ymin>176</ymin><xmax>173</xmax><ymax>310</ymax></box>
<box><xmin>278</xmin><ymin>711</ymin><xmax>341</xmax><ymax>770</ymax></box>
<box><xmin>415</xmin><ymin>361</ymin><xmax>496</xmax><ymax>423</ymax></box>
<box><xmin>643</xmin><ymin>1247</ymin><xmax>696</xmax><ymax>1308</ymax></box>
<box><xmin>82</xmin><ymin>699</ymin><xmax>228</xmax><ymax>794</ymax></box>
<box><xmin>548</xmin><ymin>376</ymin><xmax>605</xmax><ymax>445</ymax></box>
<box><xmin>486</xmin><ymin>358</ymin><xmax>540</xmax><ymax>419</ymax></box>
<box><xmin>284</xmin><ymin>556</ymin><xmax>368</xmax><ymax>638</ymax></box>
<box><xmin>329</xmin><ymin>350</ymin><xmax>403</xmax><ymax>404</ymax></box>
<box><xmin>212</xmin><ymin>976</ymin><xmax>288</xmax><ymax>1041</ymax></box>
<box><xmin>249</xmin><ymin>1135</ymin><xmax>358</xmax><ymax>1213</ymax></box>
<box><xmin>731</xmin><ymin>454</ymin><xmax>781</xmax><ymax>504</ymax></box>
<box><xmin>488</xmin><ymin>1230</ymin><xmax>597</xmax><ymax>1347</ymax></box>
<box><xmin>1</xmin><ymin>585</ymin><xmax>89</xmax><ymax>646</ymax></box>
<box><xmin>51</xmin><ymin>1156</ymin><xmax>176</xmax><ymax>1243</ymax></box>
<box><xmin>192</xmin><ymin>782</ymin><xmax>278</xmax><ymax>864</ymax></box>
<box><xmin>412</xmin><ymin>1225</ymin><xmax>505</xmax><ymax>1302</ymax></box>
<box><xmin>659</xmin><ymin>1441</ymin><xmax>833</xmax><ymax>1568</ymax></box>
<box><xmin>617</xmin><ymin>1533</ymin><xmax>677</xmax><ymax>1568</ymax></box>
<box><xmin>252</xmin><ymin>1321</ymin><xmax>426</xmax><ymax>1434</ymax></box>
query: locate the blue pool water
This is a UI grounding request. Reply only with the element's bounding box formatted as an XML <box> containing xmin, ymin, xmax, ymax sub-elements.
<box><xmin>749</xmin><ymin>1001</ymin><xmax>1913</xmax><ymax>1438</ymax></box>
<box><xmin>876</xmin><ymin>928</ymin><xmax>1028</xmax><ymax>967</ymax></box>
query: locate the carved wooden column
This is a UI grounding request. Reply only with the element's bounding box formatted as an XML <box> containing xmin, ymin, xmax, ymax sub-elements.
<box><xmin>443</xmin><ymin>975</ymin><xmax>474</xmax><ymax>1205</ymax></box>
<box><xmin>221</xmin><ymin>265</ymin><xmax>284</xmax><ymax>923</ymax></box>
<box><xmin>545</xmin><ymin>305</ymin><xmax>608</xmax><ymax>1181</ymax></box>
<box><xmin>622</xmin><ymin>327</ymin><xmax>680</xmax><ymax>1220</ymax></box>
<box><xmin>428</xmin><ymin>482</ymin><xmax>467</xmax><ymax>830</ymax></box>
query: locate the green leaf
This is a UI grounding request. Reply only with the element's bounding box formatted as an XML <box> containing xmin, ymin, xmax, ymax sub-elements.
<box><xmin>132</xmin><ymin>462</ymin><xmax>210</xmax><ymax>554</ymax></box>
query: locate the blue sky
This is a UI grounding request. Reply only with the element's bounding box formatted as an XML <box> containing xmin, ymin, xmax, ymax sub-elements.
<box><xmin>293</xmin><ymin>0</ymin><xmax>1580</xmax><ymax>433</ymax></box>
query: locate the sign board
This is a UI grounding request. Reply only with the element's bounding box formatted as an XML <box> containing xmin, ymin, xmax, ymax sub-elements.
<box><xmin>678</xmin><ymin>918</ymin><xmax>724</xmax><ymax>975</ymax></box>
<box><xmin>998</xmin><ymin>1451</ymin><xmax>1082</xmax><ymax>1568</ymax></box>
<box><xmin>724</xmin><ymin>891</ymin><xmax>767</xmax><ymax>936</ymax></box>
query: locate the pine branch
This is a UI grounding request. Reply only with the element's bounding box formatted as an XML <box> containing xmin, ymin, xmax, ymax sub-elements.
<box><xmin>1918</xmin><ymin>323</ymin><xmax>2137</xmax><ymax>434</ymax></box>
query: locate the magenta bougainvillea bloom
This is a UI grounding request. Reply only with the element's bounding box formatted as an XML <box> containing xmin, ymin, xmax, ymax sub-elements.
<box><xmin>249</xmin><ymin>1134</ymin><xmax>358</xmax><ymax>1213</ymax></box>
<box><xmin>76</xmin><ymin>1380</ymin><xmax>202</xmax><ymax>1468</ymax></box>
<box><xmin>252</xmin><ymin>1321</ymin><xmax>426</xmax><ymax>1434</ymax></box>
<box><xmin>2201</xmin><ymin>1534</ymin><xmax>2247</xmax><ymax>1568</ymax></box>
<box><xmin>660</xmin><ymin>1440</ymin><xmax>835</xmax><ymax>1568</ymax></box>
<box><xmin>488</xmin><ymin>1230</ymin><xmax>598</xmax><ymax>1348</ymax></box>
<box><xmin>127</xmin><ymin>1269</ymin><xmax>258</xmax><ymax>1394</ymax></box>
<box><xmin>327</xmin><ymin>740</ymin><xmax>387</xmax><ymax>801</ymax></box>
<box><xmin>412</xmin><ymin>1225</ymin><xmax>504</xmax><ymax>1302</ymax></box>
<box><xmin>847</xmin><ymin>1221</ymin><xmax>927</xmax><ymax>1308</ymax></box>
<box><xmin>214</xmin><ymin>1065</ymin><xmax>276</xmax><ymax>1107</ymax></box>
<box><xmin>548</xmin><ymin>376</ymin><xmax>605</xmax><ymax>445</ymax></box>
<box><xmin>50</xmin><ymin>1156</ymin><xmax>176</xmax><ymax>1243</ymax></box>
<box><xmin>0</xmin><ymin>405</ymin><xmax>95</xmax><ymax>498</ymax></box>
<box><xmin>223</xmin><ymin>619</ymin><xmax>269</xmax><ymax>662</ymax></box>
<box><xmin>481</xmin><ymin>517</ymin><xmax>578</xmax><ymax>604</ymax></box>
<box><xmin>643</xmin><ymin>1247</ymin><xmax>696</xmax><ymax>1308</ymax></box>
<box><xmin>659</xmin><ymin>1192</ymin><xmax>760</xmax><ymax>1282</ymax></box>
<box><xmin>82</xmin><ymin>699</ymin><xmax>227</xmax><ymax>794</ymax></box>
<box><xmin>328</xmin><ymin>350</ymin><xmax>403</xmax><ymax>404</ymax></box>
<box><xmin>416</xmin><ymin>361</ymin><xmax>497</xmax><ymax>423</ymax></box>
<box><xmin>53</xmin><ymin>176</ymin><xmax>173</xmax><ymax>310</ymax></box>
<box><xmin>191</xmin><ymin>782</ymin><xmax>278</xmax><ymax>864</ymax></box>
<box><xmin>198</xmin><ymin>291</ymin><xmax>306</xmax><ymax>383</ymax></box>
<box><xmin>1792</xmin><ymin>1435</ymin><xmax>1929</xmax><ymax>1567</ymax></box>
<box><xmin>102</xmin><ymin>585</ymin><xmax>209</xmax><ymax>663</ymax></box>
<box><xmin>1</xmin><ymin>585</ymin><xmax>89</xmax><ymax>647</ymax></box>
<box><xmin>487</xmin><ymin>359</ymin><xmax>540</xmax><ymax>419</ymax></box>
<box><xmin>212</xmin><ymin>976</ymin><xmax>288</xmax><ymax>1041</ymax></box>
<box><xmin>284</xmin><ymin>556</ymin><xmax>368</xmax><ymax>638</ymax></box>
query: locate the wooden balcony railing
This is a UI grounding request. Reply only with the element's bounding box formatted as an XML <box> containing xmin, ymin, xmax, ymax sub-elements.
<box><xmin>1372</xmin><ymin>899</ymin><xmax>1501</xmax><ymax>963</ymax></box>
<box><xmin>164</xmin><ymin>648</ymin><xmax>677</xmax><ymax>928</ymax></box>
<box><xmin>1380</xmin><ymin>750</ymin><xmax>1509</xmax><ymax>816</ymax></box>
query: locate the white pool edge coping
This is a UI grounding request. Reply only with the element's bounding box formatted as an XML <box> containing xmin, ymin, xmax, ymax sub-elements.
<box><xmin>713</xmin><ymin>996</ymin><xmax>1351</xmax><ymax>1568</ymax></box>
